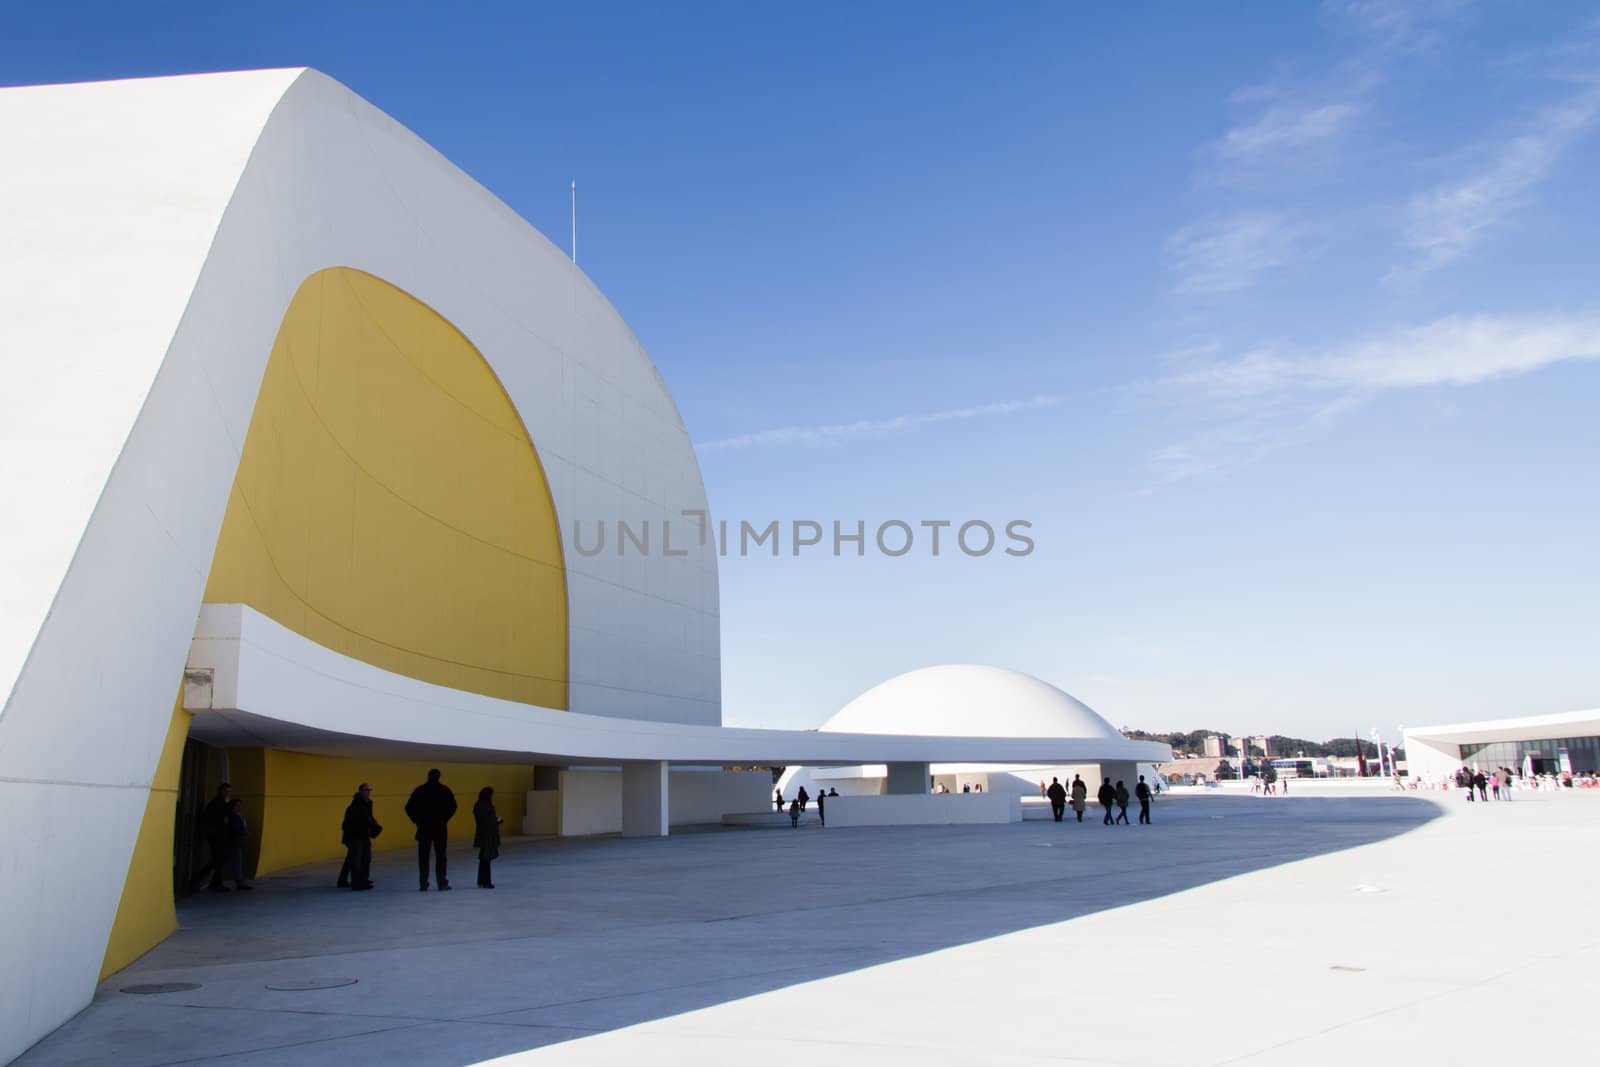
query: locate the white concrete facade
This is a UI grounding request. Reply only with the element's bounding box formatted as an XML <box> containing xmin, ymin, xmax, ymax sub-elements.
<box><xmin>0</xmin><ymin>68</ymin><xmax>719</xmax><ymax>1063</ymax></box>
<box><xmin>1403</xmin><ymin>708</ymin><xmax>1600</xmax><ymax>781</ymax></box>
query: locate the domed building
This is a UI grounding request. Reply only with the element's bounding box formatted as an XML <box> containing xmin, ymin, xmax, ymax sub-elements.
<box><xmin>779</xmin><ymin>665</ymin><xmax>1162</xmax><ymax>802</ymax></box>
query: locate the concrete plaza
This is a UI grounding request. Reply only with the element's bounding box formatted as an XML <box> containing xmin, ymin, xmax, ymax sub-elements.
<box><xmin>18</xmin><ymin>789</ymin><xmax>1597</xmax><ymax>1065</ymax></box>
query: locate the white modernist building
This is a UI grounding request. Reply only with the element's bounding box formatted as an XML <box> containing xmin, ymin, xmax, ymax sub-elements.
<box><xmin>0</xmin><ymin>69</ymin><xmax>1168</xmax><ymax>1064</ymax></box>
<box><xmin>779</xmin><ymin>665</ymin><xmax>1162</xmax><ymax>801</ymax></box>
<box><xmin>1404</xmin><ymin>709</ymin><xmax>1600</xmax><ymax>782</ymax></box>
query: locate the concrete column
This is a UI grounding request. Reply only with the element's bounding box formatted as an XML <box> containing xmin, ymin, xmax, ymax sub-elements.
<box><xmin>1099</xmin><ymin>760</ymin><xmax>1138</xmax><ymax>792</ymax></box>
<box><xmin>622</xmin><ymin>760</ymin><xmax>670</xmax><ymax>837</ymax></box>
<box><xmin>885</xmin><ymin>761</ymin><xmax>931</xmax><ymax>795</ymax></box>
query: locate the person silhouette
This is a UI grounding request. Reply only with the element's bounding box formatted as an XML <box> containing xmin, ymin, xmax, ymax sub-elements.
<box><xmin>405</xmin><ymin>769</ymin><xmax>457</xmax><ymax>891</ymax></box>
<box><xmin>1046</xmin><ymin>777</ymin><xmax>1067</xmax><ymax>822</ymax></box>
<box><xmin>222</xmin><ymin>799</ymin><xmax>252</xmax><ymax>890</ymax></box>
<box><xmin>1097</xmin><ymin>778</ymin><xmax>1116</xmax><ymax>825</ymax></box>
<box><xmin>339</xmin><ymin>783</ymin><xmax>380</xmax><ymax>890</ymax></box>
<box><xmin>1070</xmin><ymin>775</ymin><xmax>1088</xmax><ymax>822</ymax></box>
<box><xmin>788</xmin><ymin>798</ymin><xmax>801</xmax><ymax>828</ymax></box>
<box><xmin>473</xmin><ymin>786</ymin><xmax>502</xmax><ymax>889</ymax></box>
<box><xmin>1135</xmin><ymin>775</ymin><xmax>1152</xmax><ymax>824</ymax></box>
<box><xmin>1114</xmin><ymin>780</ymin><xmax>1131</xmax><ymax>824</ymax></box>
<box><xmin>196</xmin><ymin>782</ymin><xmax>232</xmax><ymax>893</ymax></box>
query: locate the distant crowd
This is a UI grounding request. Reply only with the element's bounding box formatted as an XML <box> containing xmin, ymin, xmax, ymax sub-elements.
<box><xmin>1405</xmin><ymin>766</ymin><xmax>1600</xmax><ymax>797</ymax></box>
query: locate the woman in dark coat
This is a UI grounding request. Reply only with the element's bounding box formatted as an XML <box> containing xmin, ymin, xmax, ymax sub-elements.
<box><xmin>473</xmin><ymin>786</ymin><xmax>502</xmax><ymax>888</ymax></box>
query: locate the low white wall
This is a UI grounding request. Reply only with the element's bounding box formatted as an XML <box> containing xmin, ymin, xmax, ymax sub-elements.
<box><xmin>826</xmin><ymin>792</ymin><xmax>1021</xmax><ymax>827</ymax></box>
<box><xmin>559</xmin><ymin>770</ymin><xmax>622</xmax><ymax>836</ymax></box>
<box><xmin>524</xmin><ymin>791</ymin><xmax>560</xmax><ymax>835</ymax></box>
<box><xmin>549</xmin><ymin>769</ymin><xmax>773</xmax><ymax>836</ymax></box>
<box><xmin>671</xmin><ymin>770</ymin><xmax>772</xmax><ymax>824</ymax></box>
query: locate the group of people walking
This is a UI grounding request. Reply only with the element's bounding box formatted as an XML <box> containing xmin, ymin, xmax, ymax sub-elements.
<box><xmin>1044</xmin><ymin>774</ymin><xmax>1153</xmax><ymax>825</ymax></box>
<box><xmin>775</xmin><ymin>785</ymin><xmax>838</xmax><ymax>827</ymax></box>
<box><xmin>339</xmin><ymin>769</ymin><xmax>503</xmax><ymax>891</ymax></box>
<box><xmin>1453</xmin><ymin>766</ymin><xmax>1515</xmax><ymax>802</ymax></box>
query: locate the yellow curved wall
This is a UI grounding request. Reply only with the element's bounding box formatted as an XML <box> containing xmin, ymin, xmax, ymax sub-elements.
<box><xmin>204</xmin><ymin>266</ymin><xmax>568</xmax><ymax>707</ymax></box>
<box><xmin>102</xmin><ymin>268</ymin><xmax>568</xmax><ymax>978</ymax></box>
<box><xmin>245</xmin><ymin>752</ymin><xmax>533</xmax><ymax>875</ymax></box>
<box><xmin>101</xmin><ymin>697</ymin><xmax>190</xmax><ymax>979</ymax></box>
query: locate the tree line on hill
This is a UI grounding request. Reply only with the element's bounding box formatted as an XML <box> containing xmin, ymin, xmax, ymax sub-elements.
<box><xmin>1123</xmin><ymin>728</ymin><xmax>1395</xmax><ymax>761</ymax></box>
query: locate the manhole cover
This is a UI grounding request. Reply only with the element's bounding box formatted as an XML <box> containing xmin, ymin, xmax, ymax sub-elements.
<box><xmin>121</xmin><ymin>982</ymin><xmax>200</xmax><ymax>995</ymax></box>
<box><xmin>265</xmin><ymin>977</ymin><xmax>358</xmax><ymax>991</ymax></box>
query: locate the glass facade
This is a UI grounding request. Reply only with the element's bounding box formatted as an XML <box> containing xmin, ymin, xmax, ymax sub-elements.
<box><xmin>1459</xmin><ymin>735</ymin><xmax>1600</xmax><ymax>775</ymax></box>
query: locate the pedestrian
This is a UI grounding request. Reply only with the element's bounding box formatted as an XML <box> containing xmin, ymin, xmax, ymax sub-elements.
<box><xmin>1473</xmin><ymin>770</ymin><xmax>1488</xmax><ymax>803</ymax></box>
<box><xmin>473</xmin><ymin>786</ymin><xmax>502</xmax><ymax>889</ymax></box>
<box><xmin>788</xmin><ymin>798</ymin><xmax>800</xmax><ymax>827</ymax></box>
<box><xmin>774</xmin><ymin>788</ymin><xmax>783</xmax><ymax>812</ymax></box>
<box><xmin>1046</xmin><ymin>777</ymin><xmax>1067</xmax><ymax>822</ymax></box>
<box><xmin>1070</xmin><ymin>774</ymin><xmax>1088</xmax><ymax>822</ymax></box>
<box><xmin>797</xmin><ymin>786</ymin><xmax>810</xmax><ymax>812</ymax></box>
<box><xmin>223</xmin><ymin>798</ymin><xmax>252</xmax><ymax>890</ymax></box>
<box><xmin>1501</xmin><ymin>767</ymin><xmax>1514</xmax><ymax>801</ymax></box>
<box><xmin>1114</xmin><ymin>780</ymin><xmax>1131</xmax><ymax>824</ymax></box>
<box><xmin>1135</xmin><ymin>775</ymin><xmax>1152</xmax><ymax>824</ymax></box>
<box><xmin>828</xmin><ymin>787</ymin><xmax>838</xmax><ymax>797</ymax></box>
<box><xmin>1490</xmin><ymin>772</ymin><xmax>1500</xmax><ymax>800</ymax></box>
<box><xmin>340</xmin><ymin>783</ymin><xmax>380</xmax><ymax>890</ymax></box>
<box><xmin>196</xmin><ymin>782</ymin><xmax>232</xmax><ymax>892</ymax></box>
<box><xmin>1097</xmin><ymin>778</ymin><xmax>1116</xmax><ymax>825</ymax></box>
<box><xmin>405</xmin><ymin>768</ymin><xmax>457</xmax><ymax>891</ymax></box>
<box><xmin>816</xmin><ymin>788</ymin><xmax>826</xmax><ymax>828</ymax></box>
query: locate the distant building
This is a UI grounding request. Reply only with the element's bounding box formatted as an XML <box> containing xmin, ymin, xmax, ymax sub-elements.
<box><xmin>1203</xmin><ymin>735</ymin><xmax>1228</xmax><ymax>758</ymax></box>
<box><xmin>1404</xmin><ymin>709</ymin><xmax>1599</xmax><ymax>781</ymax></box>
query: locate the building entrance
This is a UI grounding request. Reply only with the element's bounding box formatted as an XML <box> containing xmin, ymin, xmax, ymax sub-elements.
<box><xmin>173</xmin><ymin>738</ymin><xmax>225</xmax><ymax>898</ymax></box>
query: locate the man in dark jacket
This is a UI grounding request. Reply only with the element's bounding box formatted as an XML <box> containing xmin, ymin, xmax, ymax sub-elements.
<box><xmin>1046</xmin><ymin>777</ymin><xmax>1067</xmax><ymax>822</ymax></box>
<box><xmin>1113</xmin><ymin>780</ymin><xmax>1131</xmax><ymax>824</ymax></box>
<box><xmin>197</xmin><ymin>782</ymin><xmax>232</xmax><ymax>892</ymax></box>
<box><xmin>1097</xmin><ymin>778</ymin><xmax>1116</xmax><ymax>825</ymax></box>
<box><xmin>405</xmin><ymin>769</ymin><xmax>457</xmax><ymax>891</ymax></box>
<box><xmin>340</xmin><ymin>784</ymin><xmax>381</xmax><ymax>890</ymax></box>
<box><xmin>1135</xmin><ymin>775</ymin><xmax>1152</xmax><ymax>824</ymax></box>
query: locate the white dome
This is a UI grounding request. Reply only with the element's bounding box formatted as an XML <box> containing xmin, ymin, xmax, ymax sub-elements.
<box><xmin>822</xmin><ymin>664</ymin><xmax>1121</xmax><ymax>740</ymax></box>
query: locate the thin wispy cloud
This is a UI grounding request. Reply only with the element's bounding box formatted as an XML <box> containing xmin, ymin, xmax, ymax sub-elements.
<box><xmin>1178</xmin><ymin>312</ymin><xmax>1600</xmax><ymax>396</ymax></box>
<box><xmin>698</xmin><ymin>395</ymin><xmax>1059</xmax><ymax>451</ymax></box>
<box><xmin>1152</xmin><ymin>311</ymin><xmax>1600</xmax><ymax>483</ymax></box>
<box><xmin>1151</xmin><ymin>392</ymin><xmax>1366</xmax><ymax>484</ymax></box>
<box><xmin>1218</xmin><ymin>100</ymin><xmax>1361</xmax><ymax>160</ymax></box>
<box><xmin>1394</xmin><ymin>84</ymin><xmax>1600</xmax><ymax>280</ymax></box>
<box><xmin>1167</xmin><ymin>212</ymin><xmax>1301</xmax><ymax>296</ymax></box>
<box><xmin>1333</xmin><ymin>0</ymin><xmax>1471</xmax><ymax>55</ymax></box>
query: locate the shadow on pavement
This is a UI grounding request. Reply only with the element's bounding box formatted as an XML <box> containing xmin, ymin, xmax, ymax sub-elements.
<box><xmin>18</xmin><ymin>794</ymin><xmax>1441</xmax><ymax>1066</ymax></box>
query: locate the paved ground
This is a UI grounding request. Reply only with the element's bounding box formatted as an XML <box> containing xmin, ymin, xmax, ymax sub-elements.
<box><xmin>17</xmin><ymin>789</ymin><xmax>1598</xmax><ymax>1065</ymax></box>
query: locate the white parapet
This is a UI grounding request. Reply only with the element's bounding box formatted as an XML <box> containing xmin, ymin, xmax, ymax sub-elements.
<box><xmin>539</xmin><ymin>769</ymin><xmax>774</xmax><ymax>836</ymax></box>
<box><xmin>825</xmin><ymin>792</ymin><xmax>1022</xmax><ymax>828</ymax></box>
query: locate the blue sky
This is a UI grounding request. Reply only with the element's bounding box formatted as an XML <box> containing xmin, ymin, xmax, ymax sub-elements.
<box><xmin>7</xmin><ymin>2</ymin><xmax>1598</xmax><ymax>743</ymax></box>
